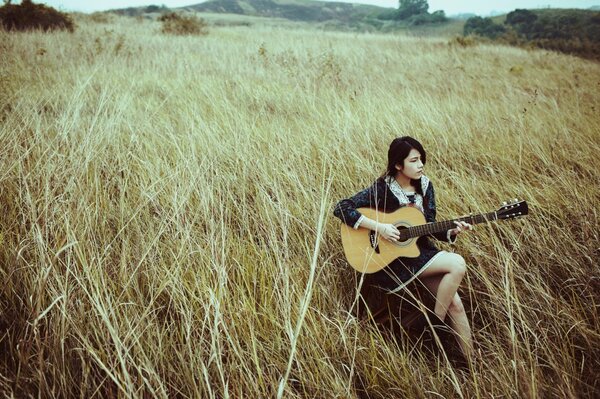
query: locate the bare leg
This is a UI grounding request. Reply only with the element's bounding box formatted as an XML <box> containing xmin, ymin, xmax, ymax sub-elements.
<box><xmin>420</xmin><ymin>272</ymin><xmax>473</xmax><ymax>359</ymax></box>
<box><xmin>446</xmin><ymin>294</ymin><xmax>473</xmax><ymax>359</ymax></box>
<box><xmin>418</xmin><ymin>252</ymin><xmax>466</xmax><ymax>321</ymax></box>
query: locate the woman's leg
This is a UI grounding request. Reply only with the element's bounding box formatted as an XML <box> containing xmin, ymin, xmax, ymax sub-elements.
<box><xmin>445</xmin><ymin>294</ymin><xmax>473</xmax><ymax>358</ymax></box>
<box><xmin>417</xmin><ymin>252</ymin><xmax>466</xmax><ymax>321</ymax></box>
<box><xmin>419</xmin><ymin>261</ymin><xmax>473</xmax><ymax>358</ymax></box>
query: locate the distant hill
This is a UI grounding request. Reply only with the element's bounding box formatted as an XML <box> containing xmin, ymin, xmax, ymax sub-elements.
<box><xmin>108</xmin><ymin>0</ymin><xmax>464</xmax><ymax>33</ymax></box>
<box><xmin>109</xmin><ymin>0</ymin><xmax>392</xmax><ymax>23</ymax></box>
<box><xmin>182</xmin><ymin>0</ymin><xmax>388</xmax><ymax>22</ymax></box>
<box><xmin>105</xmin><ymin>1</ymin><xmax>600</xmax><ymax>44</ymax></box>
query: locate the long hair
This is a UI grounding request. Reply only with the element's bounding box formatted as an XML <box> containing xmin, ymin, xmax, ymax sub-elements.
<box><xmin>382</xmin><ymin>136</ymin><xmax>427</xmax><ymax>195</ymax></box>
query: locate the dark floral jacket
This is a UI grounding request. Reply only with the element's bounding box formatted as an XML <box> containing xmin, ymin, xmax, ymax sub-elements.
<box><xmin>333</xmin><ymin>176</ymin><xmax>455</xmax><ymax>245</ymax></box>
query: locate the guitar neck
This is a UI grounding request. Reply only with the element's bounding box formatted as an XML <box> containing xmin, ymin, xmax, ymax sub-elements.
<box><xmin>405</xmin><ymin>211</ymin><xmax>499</xmax><ymax>239</ymax></box>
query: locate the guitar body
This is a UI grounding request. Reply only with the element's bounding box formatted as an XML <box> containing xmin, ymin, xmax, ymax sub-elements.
<box><xmin>340</xmin><ymin>206</ymin><xmax>427</xmax><ymax>274</ymax></box>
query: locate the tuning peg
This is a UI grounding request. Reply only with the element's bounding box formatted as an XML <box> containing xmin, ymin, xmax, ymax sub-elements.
<box><xmin>502</xmin><ymin>201</ymin><xmax>507</xmax><ymax>206</ymax></box>
<box><xmin>513</xmin><ymin>198</ymin><xmax>518</xmax><ymax>203</ymax></box>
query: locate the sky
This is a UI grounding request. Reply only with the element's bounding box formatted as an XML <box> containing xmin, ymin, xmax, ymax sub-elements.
<box><xmin>35</xmin><ymin>0</ymin><xmax>600</xmax><ymax>16</ymax></box>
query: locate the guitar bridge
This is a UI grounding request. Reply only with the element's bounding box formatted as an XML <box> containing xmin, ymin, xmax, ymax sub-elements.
<box><xmin>369</xmin><ymin>231</ymin><xmax>380</xmax><ymax>254</ymax></box>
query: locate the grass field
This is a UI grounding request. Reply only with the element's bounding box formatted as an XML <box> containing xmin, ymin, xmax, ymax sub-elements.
<box><xmin>1</xmin><ymin>14</ymin><xmax>599</xmax><ymax>398</ymax></box>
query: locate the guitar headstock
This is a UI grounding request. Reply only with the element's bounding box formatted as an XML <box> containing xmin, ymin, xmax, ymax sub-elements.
<box><xmin>496</xmin><ymin>199</ymin><xmax>528</xmax><ymax>220</ymax></box>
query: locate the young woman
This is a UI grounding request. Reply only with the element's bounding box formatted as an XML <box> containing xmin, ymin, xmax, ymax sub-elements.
<box><xmin>333</xmin><ymin>136</ymin><xmax>474</xmax><ymax>358</ymax></box>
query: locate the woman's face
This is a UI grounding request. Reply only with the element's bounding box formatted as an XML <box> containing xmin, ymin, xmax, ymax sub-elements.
<box><xmin>395</xmin><ymin>148</ymin><xmax>424</xmax><ymax>180</ymax></box>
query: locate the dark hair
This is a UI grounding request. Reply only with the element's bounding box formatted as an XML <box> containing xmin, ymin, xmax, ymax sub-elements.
<box><xmin>382</xmin><ymin>136</ymin><xmax>427</xmax><ymax>193</ymax></box>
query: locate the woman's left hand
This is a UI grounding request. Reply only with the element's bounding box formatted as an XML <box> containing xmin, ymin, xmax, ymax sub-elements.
<box><xmin>450</xmin><ymin>221</ymin><xmax>474</xmax><ymax>236</ymax></box>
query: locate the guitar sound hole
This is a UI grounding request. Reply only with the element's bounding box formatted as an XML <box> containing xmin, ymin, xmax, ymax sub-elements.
<box><xmin>396</xmin><ymin>225</ymin><xmax>409</xmax><ymax>243</ymax></box>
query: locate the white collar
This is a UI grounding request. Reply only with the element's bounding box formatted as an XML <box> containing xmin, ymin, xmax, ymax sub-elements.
<box><xmin>384</xmin><ymin>175</ymin><xmax>429</xmax><ymax>212</ymax></box>
<box><xmin>384</xmin><ymin>175</ymin><xmax>430</xmax><ymax>195</ymax></box>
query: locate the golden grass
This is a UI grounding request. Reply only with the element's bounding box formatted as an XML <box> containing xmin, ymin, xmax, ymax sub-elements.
<box><xmin>0</xmin><ymin>15</ymin><xmax>599</xmax><ymax>398</ymax></box>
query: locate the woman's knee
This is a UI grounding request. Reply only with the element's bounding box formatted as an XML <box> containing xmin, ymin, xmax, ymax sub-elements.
<box><xmin>422</xmin><ymin>252</ymin><xmax>466</xmax><ymax>277</ymax></box>
<box><xmin>448</xmin><ymin>254</ymin><xmax>466</xmax><ymax>278</ymax></box>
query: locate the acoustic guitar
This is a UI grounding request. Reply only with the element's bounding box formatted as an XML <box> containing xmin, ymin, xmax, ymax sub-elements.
<box><xmin>340</xmin><ymin>199</ymin><xmax>528</xmax><ymax>273</ymax></box>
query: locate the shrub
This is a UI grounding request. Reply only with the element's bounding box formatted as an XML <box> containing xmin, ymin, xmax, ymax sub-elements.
<box><xmin>397</xmin><ymin>0</ymin><xmax>429</xmax><ymax>20</ymax></box>
<box><xmin>464</xmin><ymin>16</ymin><xmax>506</xmax><ymax>39</ymax></box>
<box><xmin>0</xmin><ymin>0</ymin><xmax>74</xmax><ymax>32</ymax></box>
<box><xmin>409</xmin><ymin>10</ymin><xmax>447</xmax><ymax>25</ymax></box>
<box><xmin>506</xmin><ymin>9</ymin><xmax>538</xmax><ymax>26</ymax></box>
<box><xmin>159</xmin><ymin>12</ymin><xmax>208</xmax><ymax>36</ymax></box>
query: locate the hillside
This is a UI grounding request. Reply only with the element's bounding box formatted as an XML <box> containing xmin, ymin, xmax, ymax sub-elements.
<box><xmin>108</xmin><ymin>0</ymin><xmax>457</xmax><ymax>32</ymax></box>
<box><xmin>105</xmin><ymin>2</ymin><xmax>600</xmax><ymax>44</ymax></box>
<box><xmin>467</xmin><ymin>8</ymin><xmax>600</xmax><ymax>60</ymax></box>
<box><xmin>183</xmin><ymin>0</ymin><xmax>386</xmax><ymax>22</ymax></box>
<box><xmin>109</xmin><ymin>0</ymin><xmax>391</xmax><ymax>23</ymax></box>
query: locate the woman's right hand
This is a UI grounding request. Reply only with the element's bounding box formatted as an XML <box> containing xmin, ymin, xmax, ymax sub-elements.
<box><xmin>378</xmin><ymin>223</ymin><xmax>400</xmax><ymax>242</ymax></box>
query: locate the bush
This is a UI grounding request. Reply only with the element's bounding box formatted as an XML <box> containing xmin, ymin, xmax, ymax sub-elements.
<box><xmin>159</xmin><ymin>12</ymin><xmax>208</xmax><ymax>36</ymax></box>
<box><xmin>506</xmin><ymin>9</ymin><xmax>538</xmax><ymax>26</ymax></box>
<box><xmin>409</xmin><ymin>10</ymin><xmax>447</xmax><ymax>25</ymax></box>
<box><xmin>464</xmin><ymin>16</ymin><xmax>506</xmax><ymax>39</ymax></box>
<box><xmin>397</xmin><ymin>0</ymin><xmax>428</xmax><ymax>20</ymax></box>
<box><xmin>0</xmin><ymin>0</ymin><xmax>74</xmax><ymax>32</ymax></box>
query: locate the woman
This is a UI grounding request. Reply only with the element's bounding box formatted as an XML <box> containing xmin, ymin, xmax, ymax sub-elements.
<box><xmin>333</xmin><ymin>136</ymin><xmax>474</xmax><ymax>359</ymax></box>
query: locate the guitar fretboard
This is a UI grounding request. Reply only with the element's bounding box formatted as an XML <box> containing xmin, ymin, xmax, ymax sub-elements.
<box><xmin>400</xmin><ymin>212</ymin><xmax>498</xmax><ymax>240</ymax></box>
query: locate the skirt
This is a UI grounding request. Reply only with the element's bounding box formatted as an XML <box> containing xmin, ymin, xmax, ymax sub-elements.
<box><xmin>361</xmin><ymin>237</ymin><xmax>444</xmax><ymax>294</ymax></box>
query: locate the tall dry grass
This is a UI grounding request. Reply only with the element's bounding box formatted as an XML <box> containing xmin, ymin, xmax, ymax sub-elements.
<box><xmin>0</xmin><ymin>15</ymin><xmax>599</xmax><ymax>398</ymax></box>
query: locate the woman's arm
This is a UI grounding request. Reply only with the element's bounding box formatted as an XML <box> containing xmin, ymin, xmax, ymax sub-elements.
<box><xmin>333</xmin><ymin>180</ymin><xmax>380</xmax><ymax>228</ymax></box>
<box><xmin>333</xmin><ymin>179</ymin><xmax>400</xmax><ymax>241</ymax></box>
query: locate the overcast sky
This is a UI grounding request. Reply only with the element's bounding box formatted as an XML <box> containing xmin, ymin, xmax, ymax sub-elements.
<box><xmin>38</xmin><ymin>0</ymin><xmax>600</xmax><ymax>16</ymax></box>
